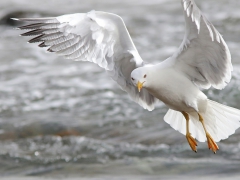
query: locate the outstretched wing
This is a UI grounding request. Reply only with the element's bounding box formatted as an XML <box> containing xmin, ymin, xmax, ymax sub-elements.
<box><xmin>169</xmin><ymin>0</ymin><xmax>232</xmax><ymax>89</ymax></box>
<box><xmin>13</xmin><ymin>11</ymin><xmax>157</xmax><ymax>111</ymax></box>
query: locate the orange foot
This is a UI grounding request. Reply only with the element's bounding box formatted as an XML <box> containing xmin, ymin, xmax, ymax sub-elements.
<box><xmin>206</xmin><ymin>133</ymin><xmax>219</xmax><ymax>154</ymax></box>
<box><xmin>186</xmin><ymin>133</ymin><xmax>198</xmax><ymax>153</ymax></box>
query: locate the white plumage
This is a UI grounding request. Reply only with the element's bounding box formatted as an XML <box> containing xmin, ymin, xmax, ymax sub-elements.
<box><xmin>13</xmin><ymin>0</ymin><xmax>240</xmax><ymax>153</ymax></box>
<box><xmin>14</xmin><ymin>10</ymin><xmax>157</xmax><ymax>111</ymax></box>
<box><xmin>173</xmin><ymin>0</ymin><xmax>232</xmax><ymax>90</ymax></box>
<box><xmin>164</xmin><ymin>100</ymin><xmax>240</xmax><ymax>142</ymax></box>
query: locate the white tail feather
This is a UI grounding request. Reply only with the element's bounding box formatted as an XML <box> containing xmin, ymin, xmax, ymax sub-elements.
<box><xmin>164</xmin><ymin>100</ymin><xmax>240</xmax><ymax>142</ymax></box>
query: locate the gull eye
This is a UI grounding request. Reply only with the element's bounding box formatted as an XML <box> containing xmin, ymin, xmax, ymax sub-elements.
<box><xmin>144</xmin><ymin>74</ymin><xmax>147</xmax><ymax>78</ymax></box>
<box><xmin>131</xmin><ymin>77</ymin><xmax>135</xmax><ymax>81</ymax></box>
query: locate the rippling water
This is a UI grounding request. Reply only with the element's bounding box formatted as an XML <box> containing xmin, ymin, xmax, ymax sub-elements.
<box><xmin>1</xmin><ymin>0</ymin><xmax>240</xmax><ymax>179</ymax></box>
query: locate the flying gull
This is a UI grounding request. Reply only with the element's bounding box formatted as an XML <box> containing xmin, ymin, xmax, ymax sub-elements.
<box><xmin>12</xmin><ymin>0</ymin><xmax>240</xmax><ymax>153</ymax></box>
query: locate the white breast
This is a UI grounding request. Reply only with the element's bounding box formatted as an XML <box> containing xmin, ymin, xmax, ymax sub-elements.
<box><xmin>146</xmin><ymin>67</ymin><xmax>207</xmax><ymax>112</ymax></box>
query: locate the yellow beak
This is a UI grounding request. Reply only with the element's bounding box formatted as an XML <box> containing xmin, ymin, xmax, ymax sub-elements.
<box><xmin>137</xmin><ymin>81</ymin><xmax>144</xmax><ymax>92</ymax></box>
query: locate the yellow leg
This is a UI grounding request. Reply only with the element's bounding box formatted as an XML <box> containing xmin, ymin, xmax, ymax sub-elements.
<box><xmin>182</xmin><ymin>112</ymin><xmax>198</xmax><ymax>153</ymax></box>
<box><xmin>198</xmin><ymin>113</ymin><xmax>219</xmax><ymax>154</ymax></box>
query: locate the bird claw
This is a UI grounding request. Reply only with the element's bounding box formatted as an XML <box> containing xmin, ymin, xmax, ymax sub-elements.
<box><xmin>206</xmin><ymin>133</ymin><xmax>219</xmax><ymax>154</ymax></box>
<box><xmin>186</xmin><ymin>133</ymin><xmax>198</xmax><ymax>153</ymax></box>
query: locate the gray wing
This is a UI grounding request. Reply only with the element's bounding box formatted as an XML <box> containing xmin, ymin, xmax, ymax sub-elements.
<box><xmin>13</xmin><ymin>11</ymin><xmax>157</xmax><ymax>111</ymax></box>
<box><xmin>170</xmin><ymin>0</ymin><xmax>232</xmax><ymax>89</ymax></box>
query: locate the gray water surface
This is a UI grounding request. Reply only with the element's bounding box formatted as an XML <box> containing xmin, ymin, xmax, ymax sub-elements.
<box><xmin>1</xmin><ymin>0</ymin><xmax>240</xmax><ymax>179</ymax></box>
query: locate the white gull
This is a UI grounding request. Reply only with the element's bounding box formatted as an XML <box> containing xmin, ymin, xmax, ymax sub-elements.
<box><xmin>12</xmin><ymin>0</ymin><xmax>240</xmax><ymax>153</ymax></box>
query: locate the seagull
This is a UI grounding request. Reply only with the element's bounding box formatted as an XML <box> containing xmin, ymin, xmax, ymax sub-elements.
<box><xmin>12</xmin><ymin>0</ymin><xmax>240</xmax><ymax>153</ymax></box>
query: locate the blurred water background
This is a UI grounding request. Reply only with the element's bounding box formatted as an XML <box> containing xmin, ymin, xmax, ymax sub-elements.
<box><xmin>1</xmin><ymin>0</ymin><xmax>240</xmax><ymax>179</ymax></box>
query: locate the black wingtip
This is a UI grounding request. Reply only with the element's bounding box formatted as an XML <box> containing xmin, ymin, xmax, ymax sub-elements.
<box><xmin>28</xmin><ymin>34</ymin><xmax>44</xmax><ymax>43</ymax></box>
<box><xmin>39</xmin><ymin>42</ymin><xmax>48</xmax><ymax>47</ymax></box>
<box><xmin>47</xmin><ymin>48</ymin><xmax>54</xmax><ymax>52</ymax></box>
<box><xmin>18</xmin><ymin>23</ymin><xmax>45</xmax><ymax>30</ymax></box>
<box><xmin>20</xmin><ymin>29</ymin><xmax>45</xmax><ymax>36</ymax></box>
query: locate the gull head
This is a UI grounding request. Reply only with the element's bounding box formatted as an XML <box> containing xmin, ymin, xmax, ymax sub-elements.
<box><xmin>131</xmin><ymin>67</ymin><xmax>150</xmax><ymax>92</ymax></box>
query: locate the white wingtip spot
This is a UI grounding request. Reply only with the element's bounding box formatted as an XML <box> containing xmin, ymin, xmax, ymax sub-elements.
<box><xmin>11</xmin><ymin>18</ymin><xmax>19</xmax><ymax>21</ymax></box>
